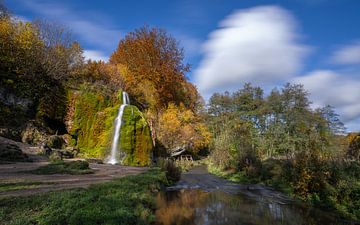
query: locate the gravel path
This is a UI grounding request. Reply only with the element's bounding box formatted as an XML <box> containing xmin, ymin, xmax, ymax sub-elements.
<box><xmin>0</xmin><ymin>136</ymin><xmax>148</xmax><ymax>197</ymax></box>
<box><xmin>0</xmin><ymin>161</ymin><xmax>147</xmax><ymax>197</ymax></box>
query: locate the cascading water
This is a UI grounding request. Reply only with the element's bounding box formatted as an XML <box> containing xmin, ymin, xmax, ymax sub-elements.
<box><xmin>107</xmin><ymin>91</ymin><xmax>130</xmax><ymax>164</ymax></box>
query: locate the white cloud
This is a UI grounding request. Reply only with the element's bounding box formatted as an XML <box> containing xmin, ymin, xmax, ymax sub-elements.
<box><xmin>330</xmin><ymin>41</ymin><xmax>360</xmax><ymax>65</ymax></box>
<box><xmin>83</xmin><ymin>50</ymin><xmax>108</xmax><ymax>62</ymax></box>
<box><xmin>293</xmin><ymin>70</ymin><xmax>360</xmax><ymax>128</ymax></box>
<box><xmin>172</xmin><ymin>32</ymin><xmax>202</xmax><ymax>60</ymax></box>
<box><xmin>17</xmin><ymin>0</ymin><xmax>121</xmax><ymax>51</ymax></box>
<box><xmin>194</xmin><ymin>6</ymin><xmax>309</xmax><ymax>97</ymax></box>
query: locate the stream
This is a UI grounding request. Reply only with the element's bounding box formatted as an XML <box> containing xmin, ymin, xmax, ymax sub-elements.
<box><xmin>155</xmin><ymin>166</ymin><xmax>358</xmax><ymax>225</ymax></box>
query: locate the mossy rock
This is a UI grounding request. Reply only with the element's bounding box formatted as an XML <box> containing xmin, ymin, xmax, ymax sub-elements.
<box><xmin>119</xmin><ymin>105</ymin><xmax>153</xmax><ymax>166</ymax></box>
<box><xmin>66</xmin><ymin>86</ymin><xmax>153</xmax><ymax>165</ymax></box>
<box><xmin>46</xmin><ymin>135</ymin><xmax>64</xmax><ymax>149</ymax></box>
<box><xmin>0</xmin><ymin>143</ymin><xmax>28</xmax><ymax>162</ymax></box>
<box><xmin>67</xmin><ymin>87</ymin><xmax>119</xmax><ymax>158</ymax></box>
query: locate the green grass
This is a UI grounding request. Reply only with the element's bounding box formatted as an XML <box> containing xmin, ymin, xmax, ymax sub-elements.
<box><xmin>0</xmin><ymin>182</ymin><xmax>52</xmax><ymax>192</ymax></box>
<box><xmin>30</xmin><ymin>160</ymin><xmax>94</xmax><ymax>175</ymax></box>
<box><xmin>0</xmin><ymin>168</ymin><xmax>168</xmax><ymax>225</ymax></box>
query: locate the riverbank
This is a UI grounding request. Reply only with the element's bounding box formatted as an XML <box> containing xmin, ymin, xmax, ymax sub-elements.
<box><xmin>0</xmin><ymin>168</ymin><xmax>168</xmax><ymax>224</ymax></box>
<box><xmin>207</xmin><ymin>160</ymin><xmax>360</xmax><ymax>222</ymax></box>
<box><xmin>156</xmin><ymin>165</ymin><xmax>357</xmax><ymax>225</ymax></box>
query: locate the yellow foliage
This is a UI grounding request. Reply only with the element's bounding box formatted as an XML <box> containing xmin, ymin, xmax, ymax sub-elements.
<box><xmin>157</xmin><ymin>103</ymin><xmax>211</xmax><ymax>154</ymax></box>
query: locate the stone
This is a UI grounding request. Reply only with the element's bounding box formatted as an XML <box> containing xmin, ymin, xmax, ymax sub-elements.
<box><xmin>49</xmin><ymin>151</ymin><xmax>63</xmax><ymax>161</ymax></box>
<box><xmin>21</xmin><ymin>121</ymin><xmax>49</xmax><ymax>145</ymax></box>
<box><xmin>85</xmin><ymin>158</ymin><xmax>103</xmax><ymax>164</ymax></box>
<box><xmin>65</xmin><ymin>146</ymin><xmax>80</xmax><ymax>157</ymax></box>
<box><xmin>0</xmin><ymin>142</ymin><xmax>28</xmax><ymax>161</ymax></box>
<box><xmin>46</xmin><ymin>135</ymin><xmax>64</xmax><ymax>149</ymax></box>
<box><xmin>40</xmin><ymin>142</ymin><xmax>52</xmax><ymax>156</ymax></box>
<box><xmin>59</xmin><ymin>149</ymin><xmax>74</xmax><ymax>159</ymax></box>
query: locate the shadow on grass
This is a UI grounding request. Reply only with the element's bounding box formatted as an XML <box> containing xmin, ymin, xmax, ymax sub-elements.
<box><xmin>0</xmin><ymin>168</ymin><xmax>168</xmax><ymax>225</ymax></box>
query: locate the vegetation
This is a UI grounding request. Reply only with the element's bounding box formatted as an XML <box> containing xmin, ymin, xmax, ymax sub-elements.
<box><xmin>31</xmin><ymin>160</ymin><xmax>93</xmax><ymax>175</ymax></box>
<box><xmin>156</xmin><ymin>158</ymin><xmax>181</xmax><ymax>183</ymax></box>
<box><xmin>0</xmin><ymin>7</ymin><xmax>82</xmax><ymax>130</ymax></box>
<box><xmin>1</xmin><ymin>1</ymin><xmax>360</xmax><ymax>222</ymax></box>
<box><xmin>109</xmin><ymin>26</ymin><xmax>210</xmax><ymax>156</ymax></box>
<box><xmin>0</xmin><ymin>169</ymin><xmax>168</xmax><ymax>225</ymax></box>
<box><xmin>206</xmin><ymin>83</ymin><xmax>360</xmax><ymax>219</ymax></box>
<box><xmin>0</xmin><ymin>3</ymin><xmax>209</xmax><ymax>163</ymax></box>
<box><xmin>0</xmin><ymin>181</ymin><xmax>52</xmax><ymax>192</ymax></box>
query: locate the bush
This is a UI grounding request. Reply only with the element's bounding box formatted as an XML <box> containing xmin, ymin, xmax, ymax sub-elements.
<box><xmin>157</xmin><ymin>157</ymin><xmax>181</xmax><ymax>183</ymax></box>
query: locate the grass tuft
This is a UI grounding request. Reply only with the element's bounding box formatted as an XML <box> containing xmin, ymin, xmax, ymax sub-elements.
<box><xmin>31</xmin><ymin>160</ymin><xmax>93</xmax><ymax>175</ymax></box>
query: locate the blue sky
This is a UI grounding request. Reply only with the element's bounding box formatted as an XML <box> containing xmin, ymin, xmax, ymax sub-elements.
<box><xmin>5</xmin><ymin>0</ymin><xmax>360</xmax><ymax>131</ymax></box>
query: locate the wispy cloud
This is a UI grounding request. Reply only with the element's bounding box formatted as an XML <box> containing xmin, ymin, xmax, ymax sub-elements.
<box><xmin>194</xmin><ymin>5</ymin><xmax>359</xmax><ymax>130</ymax></box>
<box><xmin>293</xmin><ymin>70</ymin><xmax>360</xmax><ymax>125</ymax></box>
<box><xmin>330</xmin><ymin>41</ymin><xmax>360</xmax><ymax>65</ymax></box>
<box><xmin>16</xmin><ymin>0</ymin><xmax>121</xmax><ymax>52</ymax></box>
<box><xmin>194</xmin><ymin>6</ymin><xmax>309</xmax><ymax>98</ymax></box>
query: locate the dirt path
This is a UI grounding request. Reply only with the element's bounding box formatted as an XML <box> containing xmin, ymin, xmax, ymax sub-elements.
<box><xmin>0</xmin><ymin>161</ymin><xmax>148</xmax><ymax>197</ymax></box>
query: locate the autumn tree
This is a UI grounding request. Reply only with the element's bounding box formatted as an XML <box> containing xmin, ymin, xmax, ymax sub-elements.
<box><xmin>109</xmin><ymin>26</ymin><xmax>209</xmax><ymax>154</ymax></box>
<box><xmin>0</xmin><ymin>10</ymin><xmax>83</xmax><ymax>129</ymax></box>
<box><xmin>109</xmin><ymin>26</ymin><xmax>197</xmax><ymax>110</ymax></box>
<box><xmin>157</xmin><ymin>103</ymin><xmax>211</xmax><ymax>155</ymax></box>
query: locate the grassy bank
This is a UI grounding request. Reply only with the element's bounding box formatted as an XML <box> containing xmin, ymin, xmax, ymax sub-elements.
<box><xmin>0</xmin><ymin>168</ymin><xmax>168</xmax><ymax>225</ymax></box>
<box><xmin>30</xmin><ymin>160</ymin><xmax>94</xmax><ymax>175</ymax></box>
<box><xmin>207</xmin><ymin>159</ymin><xmax>360</xmax><ymax>220</ymax></box>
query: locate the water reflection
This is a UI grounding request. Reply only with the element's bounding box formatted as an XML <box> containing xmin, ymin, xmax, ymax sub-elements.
<box><xmin>155</xmin><ymin>189</ymin><xmax>352</xmax><ymax>225</ymax></box>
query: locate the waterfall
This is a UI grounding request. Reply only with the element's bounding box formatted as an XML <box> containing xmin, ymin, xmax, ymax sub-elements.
<box><xmin>107</xmin><ymin>91</ymin><xmax>130</xmax><ymax>164</ymax></box>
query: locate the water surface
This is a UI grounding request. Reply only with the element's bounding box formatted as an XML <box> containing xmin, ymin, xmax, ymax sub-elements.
<box><xmin>156</xmin><ymin>166</ymin><xmax>356</xmax><ymax>225</ymax></box>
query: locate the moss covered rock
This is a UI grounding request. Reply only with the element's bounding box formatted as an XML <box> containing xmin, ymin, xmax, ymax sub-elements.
<box><xmin>66</xmin><ymin>85</ymin><xmax>153</xmax><ymax>166</ymax></box>
<box><xmin>119</xmin><ymin>105</ymin><xmax>153</xmax><ymax>166</ymax></box>
<box><xmin>67</xmin><ymin>86</ymin><xmax>119</xmax><ymax>158</ymax></box>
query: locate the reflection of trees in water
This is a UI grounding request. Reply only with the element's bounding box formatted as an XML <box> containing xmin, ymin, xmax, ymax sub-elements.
<box><xmin>156</xmin><ymin>189</ymin><xmax>343</xmax><ymax>225</ymax></box>
<box><xmin>155</xmin><ymin>189</ymin><xmax>209</xmax><ymax>225</ymax></box>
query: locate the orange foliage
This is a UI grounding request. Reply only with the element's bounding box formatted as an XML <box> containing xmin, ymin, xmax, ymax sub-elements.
<box><xmin>109</xmin><ymin>26</ymin><xmax>198</xmax><ymax>111</ymax></box>
<box><xmin>157</xmin><ymin>103</ymin><xmax>211</xmax><ymax>154</ymax></box>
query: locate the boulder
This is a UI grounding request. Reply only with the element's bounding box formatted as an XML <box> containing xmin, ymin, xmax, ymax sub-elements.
<box><xmin>0</xmin><ymin>142</ymin><xmax>28</xmax><ymax>161</ymax></box>
<box><xmin>40</xmin><ymin>142</ymin><xmax>52</xmax><ymax>156</ymax></box>
<box><xmin>46</xmin><ymin>135</ymin><xmax>64</xmax><ymax>149</ymax></box>
<box><xmin>65</xmin><ymin>146</ymin><xmax>80</xmax><ymax>157</ymax></box>
<box><xmin>21</xmin><ymin>121</ymin><xmax>49</xmax><ymax>145</ymax></box>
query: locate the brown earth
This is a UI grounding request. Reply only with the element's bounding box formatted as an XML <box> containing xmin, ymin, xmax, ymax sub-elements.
<box><xmin>0</xmin><ymin>136</ymin><xmax>148</xmax><ymax>197</ymax></box>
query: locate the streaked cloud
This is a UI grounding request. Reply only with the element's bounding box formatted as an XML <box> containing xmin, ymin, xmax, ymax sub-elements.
<box><xmin>16</xmin><ymin>0</ymin><xmax>121</xmax><ymax>51</ymax></box>
<box><xmin>293</xmin><ymin>70</ymin><xmax>360</xmax><ymax>126</ymax></box>
<box><xmin>330</xmin><ymin>41</ymin><xmax>360</xmax><ymax>65</ymax></box>
<box><xmin>194</xmin><ymin>6</ymin><xmax>309</xmax><ymax>98</ymax></box>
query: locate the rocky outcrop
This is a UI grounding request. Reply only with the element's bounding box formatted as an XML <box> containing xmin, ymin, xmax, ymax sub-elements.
<box><xmin>21</xmin><ymin>121</ymin><xmax>49</xmax><ymax>145</ymax></box>
<box><xmin>120</xmin><ymin>105</ymin><xmax>153</xmax><ymax>166</ymax></box>
<box><xmin>66</xmin><ymin>86</ymin><xmax>153</xmax><ymax>165</ymax></box>
<box><xmin>0</xmin><ymin>142</ymin><xmax>28</xmax><ymax>162</ymax></box>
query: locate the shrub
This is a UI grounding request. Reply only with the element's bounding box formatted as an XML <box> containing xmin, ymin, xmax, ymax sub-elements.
<box><xmin>32</xmin><ymin>160</ymin><xmax>93</xmax><ymax>175</ymax></box>
<box><xmin>157</xmin><ymin>157</ymin><xmax>181</xmax><ymax>183</ymax></box>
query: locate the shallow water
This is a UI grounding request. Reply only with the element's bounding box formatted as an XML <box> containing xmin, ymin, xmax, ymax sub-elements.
<box><xmin>155</xmin><ymin>189</ymin><xmax>353</xmax><ymax>225</ymax></box>
<box><xmin>155</xmin><ymin>166</ymin><xmax>357</xmax><ymax>225</ymax></box>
